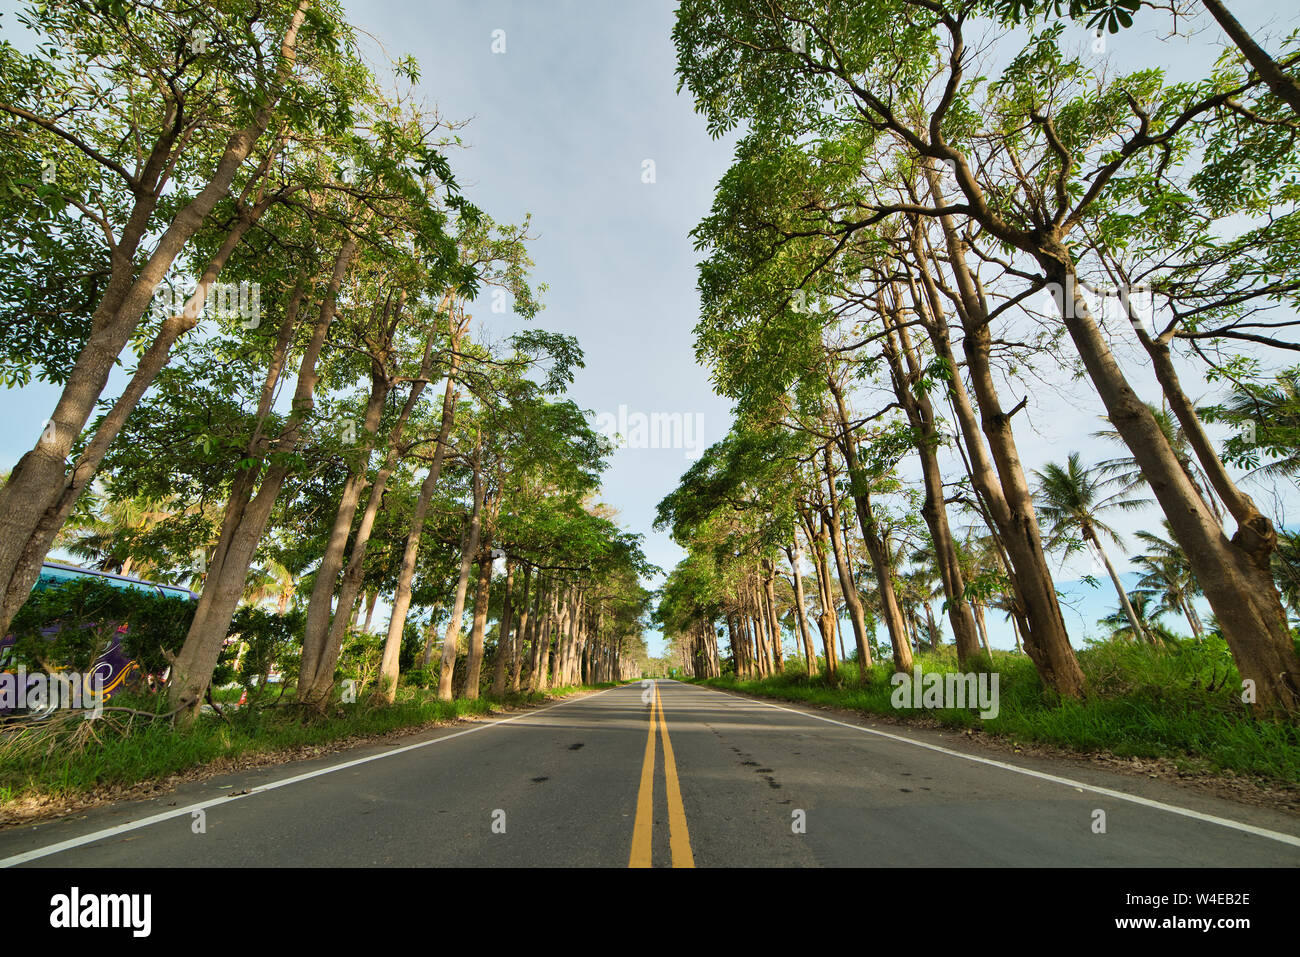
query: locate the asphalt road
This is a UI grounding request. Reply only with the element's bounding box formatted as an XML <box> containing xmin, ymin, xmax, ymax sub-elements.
<box><xmin>2</xmin><ymin>680</ymin><xmax>1297</xmax><ymax>867</ymax></box>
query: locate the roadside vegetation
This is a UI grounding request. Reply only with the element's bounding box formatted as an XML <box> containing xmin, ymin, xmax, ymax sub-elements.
<box><xmin>690</xmin><ymin>640</ymin><xmax>1300</xmax><ymax>785</ymax></box>
<box><xmin>2</xmin><ymin>0</ymin><xmax>1299</xmax><ymax>818</ymax></box>
<box><xmin>0</xmin><ymin>680</ymin><xmax>620</xmax><ymax>806</ymax></box>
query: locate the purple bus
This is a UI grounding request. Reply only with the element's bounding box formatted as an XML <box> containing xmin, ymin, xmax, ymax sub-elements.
<box><xmin>0</xmin><ymin>561</ymin><xmax>198</xmax><ymax>710</ymax></box>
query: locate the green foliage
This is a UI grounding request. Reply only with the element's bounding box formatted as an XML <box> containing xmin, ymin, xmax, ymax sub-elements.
<box><xmin>7</xmin><ymin>577</ymin><xmax>194</xmax><ymax>675</ymax></box>
<box><xmin>992</xmin><ymin>0</ymin><xmax>1142</xmax><ymax>34</ymax></box>
<box><xmin>0</xmin><ymin>683</ymin><xmax>607</xmax><ymax>802</ymax></box>
<box><xmin>1201</xmin><ymin>365</ymin><xmax>1300</xmax><ymax>483</ymax></box>
<box><xmin>218</xmin><ymin>606</ymin><xmax>304</xmax><ymax>700</ymax></box>
<box><xmin>7</xmin><ymin>578</ymin><xmax>130</xmax><ymax>672</ymax></box>
<box><xmin>399</xmin><ymin>619</ymin><xmax>424</xmax><ymax>674</ymax></box>
<box><xmin>121</xmin><ymin>591</ymin><xmax>198</xmax><ymax>677</ymax></box>
<box><xmin>1032</xmin><ymin>451</ymin><xmax>1146</xmax><ymax>555</ymax></box>
<box><xmin>336</xmin><ymin>629</ymin><xmax>386</xmax><ymax>697</ymax></box>
<box><xmin>696</xmin><ymin>640</ymin><xmax>1300</xmax><ymax>782</ymax></box>
<box><xmin>1097</xmin><ymin>590</ymin><xmax>1181</xmax><ymax>644</ymax></box>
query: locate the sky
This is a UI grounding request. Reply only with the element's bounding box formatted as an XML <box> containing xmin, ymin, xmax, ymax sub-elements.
<box><xmin>2</xmin><ymin>0</ymin><xmax>1297</xmax><ymax>657</ymax></box>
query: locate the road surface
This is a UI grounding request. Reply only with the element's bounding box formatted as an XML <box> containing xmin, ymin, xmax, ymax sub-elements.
<box><xmin>2</xmin><ymin>680</ymin><xmax>1297</xmax><ymax>867</ymax></box>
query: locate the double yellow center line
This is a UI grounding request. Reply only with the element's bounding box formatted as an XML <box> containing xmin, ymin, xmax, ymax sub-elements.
<box><xmin>628</xmin><ymin>682</ymin><xmax>694</xmax><ymax>868</ymax></box>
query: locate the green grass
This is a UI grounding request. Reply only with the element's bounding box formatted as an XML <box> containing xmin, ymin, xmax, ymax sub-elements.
<box><xmin>0</xmin><ymin>682</ymin><xmax>618</xmax><ymax>806</ymax></box>
<box><xmin>689</xmin><ymin>638</ymin><xmax>1300</xmax><ymax>785</ymax></box>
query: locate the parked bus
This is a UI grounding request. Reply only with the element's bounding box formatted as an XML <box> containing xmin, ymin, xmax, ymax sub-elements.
<box><xmin>0</xmin><ymin>561</ymin><xmax>199</xmax><ymax>709</ymax></box>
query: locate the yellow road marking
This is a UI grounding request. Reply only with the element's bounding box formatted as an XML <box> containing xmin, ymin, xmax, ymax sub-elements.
<box><xmin>655</xmin><ymin>684</ymin><xmax>695</xmax><ymax>868</ymax></box>
<box><xmin>628</xmin><ymin>685</ymin><xmax>657</xmax><ymax>868</ymax></box>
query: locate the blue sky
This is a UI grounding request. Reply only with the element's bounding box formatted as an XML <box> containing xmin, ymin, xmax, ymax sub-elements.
<box><xmin>333</xmin><ymin>0</ymin><xmax>1296</xmax><ymax>653</ymax></box>
<box><xmin>2</xmin><ymin>0</ymin><xmax>1295</xmax><ymax>657</ymax></box>
<box><xmin>336</xmin><ymin>1</ymin><xmax>740</xmax><ymax>653</ymax></box>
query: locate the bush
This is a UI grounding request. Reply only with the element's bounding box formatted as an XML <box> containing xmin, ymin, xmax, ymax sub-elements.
<box><xmin>122</xmin><ymin>590</ymin><xmax>197</xmax><ymax>675</ymax></box>
<box><xmin>7</xmin><ymin>577</ymin><xmax>194</xmax><ymax>675</ymax></box>
<box><xmin>217</xmin><ymin>605</ymin><xmax>304</xmax><ymax>703</ymax></box>
<box><xmin>336</xmin><ymin>628</ymin><xmax>385</xmax><ymax>697</ymax></box>
<box><xmin>399</xmin><ymin>619</ymin><xmax>423</xmax><ymax>673</ymax></box>
<box><xmin>400</xmin><ymin>667</ymin><xmax>432</xmax><ymax>688</ymax></box>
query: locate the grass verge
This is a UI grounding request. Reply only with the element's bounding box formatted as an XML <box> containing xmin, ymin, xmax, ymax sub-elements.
<box><xmin>687</xmin><ymin>639</ymin><xmax>1300</xmax><ymax>785</ymax></box>
<box><xmin>0</xmin><ymin>681</ymin><xmax>621</xmax><ymax>808</ymax></box>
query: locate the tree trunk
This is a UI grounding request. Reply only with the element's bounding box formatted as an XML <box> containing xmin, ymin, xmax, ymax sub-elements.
<box><xmin>820</xmin><ymin>448</ymin><xmax>874</xmax><ymax>675</ymax></box>
<box><xmin>916</xmin><ymin>601</ymin><xmax>932</xmax><ymax>651</ymax></box>
<box><xmin>491</xmin><ymin>559</ymin><xmax>517</xmax><ymax>698</ymax></box>
<box><xmin>463</xmin><ymin>556</ymin><xmax>492</xmax><ymax>699</ymax></box>
<box><xmin>1199</xmin><ymin>0</ymin><xmax>1300</xmax><ymax>119</ymax></box>
<box><xmin>725</xmin><ymin>615</ymin><xmax>741</xmax><ymax>676</ymax></box>
<box><xmin>297</xmin><ymin>348</ymin><xmax>390</xmax><ymax>700</ymax></box>
<box><xmin>437</xmin><ymin>435</ymin><xmax>486</xmax><ymax>701</ymax></box>
<box><xmin>510</xmin><ymin>566</ymin><xmax>536</xmax><ymax>692</ymax></box>
<box><xmin>825</xmin><ymin>394</ymin><xmax>913</xmax><ymax>673</ymax></box>
<box><xmin>418</xmin><ymin>614</ymin><xmax>441</xmax><ymax>675</ymax></box>
<box><xmin>909</xmin><ymin>192</ymin><xmax>1084</xmax><ymax>698</ymax></box>
<box><xmin>526</xmin><ymin>576</ymin><xmax>549</xmax><ymax>692</ymax></box>
<box><xmin>784</xmin><ymin>542</ymin><xmax>817</xmax><ymax>676</ymax></box>
<box><xmin>803</xmin><ymin>510</ymin><xmax>840</xmax><ymax>679</ymax></box>
<box><xmin>300</xmin><ymin>290</ymin><xmax>451</xmax><ymax>701</ymax></box>
<box><xmin>1181</xmin><ymin>594</ymin><xmax>1204</xmax><ymax>641</ymax></box>
<box><xmin>747</xmin><ymin>612</ymin><xmax>760</xmax><ymax>677</ymax></box>
<box><xmin>167</xmin><ymin>232</ymin><xmax>355</xmax><ymax>724</ymax></box>
<box><xmin>379</xmin><ymin>327</ymin><xmax>464</xmax><ymax>701</ymax></box>
<box><xmin>361</xmin><ymin>591</ymin><xmax>378</xmax><ymax>634</ymax></box>
<box><xmin>874</xmin><ymin>301</ymin><xmax>984</xmax><ymax>666</ymax></box>
<box><xmin>1048</xmin><ymin>253</ymin><xmax>1298</xmax><ymax>710</ymax></box>
<box><xmin>1088</xmin><ymin>530</ymin><xmax>1147</xmax><ymax>643</ymax></box>
<box><xmin>537</xmin><ymin>589</ymin><xmax>560</xmax><ymax>691</ymax></box>
<box><xmin>757</xmin><ymin>588</ymin><xmax>775</xmax><ymax>674</ymax></box>
<box><xmin>974</xmin><ymin>602</ymin><xmax>993</xmax><ymax>656</ymax></box>
<box><xmin>763</xmin><ymin>566</ymin><xmax>785</xmax><ymax>673</ymax></box>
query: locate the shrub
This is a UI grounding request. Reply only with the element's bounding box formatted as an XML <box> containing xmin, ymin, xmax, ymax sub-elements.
<box><xmin>217</xmin><ymin>605</ymin><xmax>304</xmax><ymax>703</ymax></box>
<box><xmin>7</xmin><ymin>577</ymin><xmax>194</xmax><ymax>675</ymax></box>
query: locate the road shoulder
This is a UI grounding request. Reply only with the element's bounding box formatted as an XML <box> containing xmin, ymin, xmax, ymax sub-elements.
<box><xmin>684</xmin><ymin>680</ymin><xmax>1300</xmax><ymax>834</ymax></box>
<box><xmin>0</xmin><ymin>685</ymin><xmax>620</xmax><ymax>834</ymax></box>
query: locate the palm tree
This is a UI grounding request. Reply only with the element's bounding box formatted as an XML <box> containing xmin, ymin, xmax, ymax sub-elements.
<box><xmin>988</xmin><ymin>592</ymin><xmax>1024</xmax><ymax>653</ymax></box>
<box><xmin>1099</xmin><ymin>590</ymin><xmax>1177</xmax><ymax>645</ymax></box>
<box><xmin>1132</xmin><ymin>522</ymin><xmax>1204</xmax><ymax>640</ymax></box>
<box><xmin>53</xmin><ymin>481</ymin><xmax>176</xmax><ymax>577</ymax></box>
<box><xmin>243</xmin><ymin>557</ymin><xmax>298</xmax><ymax>614</ymax></box>
<box><xmin>1033</xmin><ymin>452</ymin><xmax>1152</xmax><ymax>643</ymax></box>
<box><xmin>1200</xmin><ymin>365</ymin><xmax>1300</xmax><ymax>493</ymax></box>
<box><xmin>1274</xmin><ymin>529</ymin><xmax>1300</xmax><ymax>620</ymax></box>
<box><xmin>903</xmin><ymin>548</ymin><xmax>945</xmax><ymax>652</ymax></box>
<box><xmin>953</xmin><ymin>531</ymin><xmax>1007</xmax><ymax>656</ymax></box>
<box><xmin>1094</xmin><ymin>401</ymin><xmax>1222</xmax><ymax>525</ymax></box>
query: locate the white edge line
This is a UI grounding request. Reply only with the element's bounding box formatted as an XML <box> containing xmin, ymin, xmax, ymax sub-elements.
<box><xmin>0</xmin><ymin>686</ymin><xmax>621</xmax><ymax>868</ymax></box>
<box><xmin>692</xmin><ymin>683</ymin><xmax>1300</xmax><ymax>851</ymax></box>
